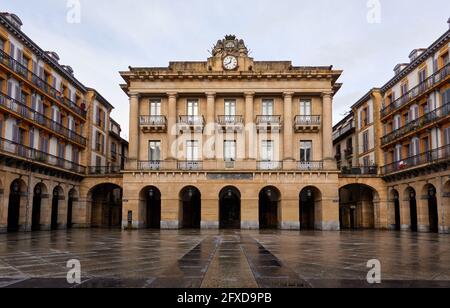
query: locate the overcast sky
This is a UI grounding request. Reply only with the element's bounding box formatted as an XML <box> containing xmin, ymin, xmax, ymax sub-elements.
<box><xmin>2</xmin><ymin>0</ymin><xmax>449</xmax><ymax>139</ymax></box>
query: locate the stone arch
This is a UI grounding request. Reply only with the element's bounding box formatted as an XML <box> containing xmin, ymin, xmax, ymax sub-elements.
<box><xmin>139</xmin><ymin>186</ymin><xmax>162</xmax><ymax>229</ymax></box>
<box><xmin>31</xmin><ymin>182</ymin><xmax>49</xmax><ymax>231</ymax></box>
<box><xmin>419</xmin><ymin>184</ymin><xmax>439</xmax><ymax>233</ymax></box>
<box><xmin>219</xmin><ymin>186</ymin><xmax>241</xmax><ymax>229</ymax></box>
<box><xmin>88</xmin><ymin>183</ymin><xmax>123</xmax><ymax>228</ymax></box>
<box><xmin>179</xmin><ymin>186</ymin><xmax>201</xmax><ymax>229</ymax></box>
<box><xmin>339</xmin><ymin>184</ymin><xmax>379</xmax><ymax>230</ymax></box>
<box><xmin>259</xmin><ymin>186</ymin><xmax>281</xmax><ymax>229</ymax></box>
<box><xmin>403</xmin><ymin>186</ymin><xmax>418</xmax><ymax>232</ymax></box>
<box><xmin>388</xmin><ymin>189</ymin><xmax>401</xmax><ymax>231</ymax></box>
<box><xmin>299</xmin><ymin>186</ymin><xmax>322</xmax><ymax>230</ymax></box>
<box><xmin>7</xmin><ymin>178</ymin><xmax>28</xmax><ymax>232</ymax></box>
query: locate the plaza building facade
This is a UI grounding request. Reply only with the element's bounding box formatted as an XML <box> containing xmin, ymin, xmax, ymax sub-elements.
<box><xmin>0</xmin><ymin>13</ymin><xmax>127</xmax><ymax>233</ymax></box>
<box><xmin>334</xmin><ymin>21</ymin><xmax>450</xmax><ymax>234</ymax></box>
<box><xmin>120</xmin><ymin>35</ymin><xmax>343</xmax><ymax>230</ymax></box>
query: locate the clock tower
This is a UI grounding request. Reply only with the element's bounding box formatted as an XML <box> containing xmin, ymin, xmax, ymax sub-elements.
<box><xmin>207</xmin><ymin>35</ymin><xmax>254</xmax><ymax>72</ymax></box>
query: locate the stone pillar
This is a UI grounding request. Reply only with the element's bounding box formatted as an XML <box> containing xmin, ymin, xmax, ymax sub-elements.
<box><xmin>322</xmin><ymin>92</ymin><xmax>336</xmax><ymax>169</ymax></box>
<box><xmin>201</xmin><ymin>198</ymin><xmax>219</xmax><ymax>229</ymax></box>
<box><xmin>128</xmin><ymin>93</ymin><xmax>140</xmax><ymax>167</ymax></box>
<box><xmin>206</xmin><ymin>92</ymin><xmax>216</xmax><ymax>160</ymax></box>
<box><xmin>241</xmin><ymin>197</ymin><xmax>259</xmax><ymax>229</ymax></box>
<box><xmin>283</xmin><ymin>92</ymin><xmax>294</xmax><ymax>161</ymax></box>
<box><xmin>417</xmin><ymin>195</ymin><xmax>430</xmax><ymax>233</ymax></box>
<box><xmin>160</xmin><ymin>197</ymin><xmax>180</xmax><ymax>230</ymax></box>
<box><xmin>316</xmin><ymin>194</ymin><xmax>340</xmax><ymax>231</ymax></box>
<box><xmin>167</xmin><ymin>92</ymin><xmax>178</xmax><ymax>160</ymax></box>
<box><xmin>400</xmin><ymin>198</ymin><xmax>412</xmax><ymax>231</ymax></box>
<box><xmin>0</xmin><ymin>186</ymin><xmax>9</xmax><ymax>233</ymax></box>
<box><xmin>245</xmin><ymin>92</ymin><xmax>256</xmax><ymax>160</ymax></box>
<box><xmin>280</xmin><ymin>196</ymin><xmax>300</xmax><ymax>230</ymax></box>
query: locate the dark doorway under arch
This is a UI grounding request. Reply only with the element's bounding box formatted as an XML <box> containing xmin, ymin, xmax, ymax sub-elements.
<box><xmin>7</xmin><ymin>180</ymin><xmax>23</xmax><ymax>232</ymax></box>
<box><xmin>180</xmin><ymin>187</ymin><xmax>201</xmax><ymax>229</ymax></box>
<box><xmin>32</xmin><ymin>184</ymin><xmax>46</xmax><ymax>231</ymax></box>
<box><xmin>51</xmin><ymin>187</ymin><xmax>63</xmax><ymax>231</ymax></box>
<box><xmin>426</xmin><ymin>185</ymin><xmax>439</xmax><ymax>233</ymax></box>
<box><xmin>407</xmin><ymin>188</ymin><xmax>418</xmax><ymax>232</ymax></box>
<box><xmin>392</xmin><ymin>190</ymin><xmax>401</xmax><ymax>231</ymax></box>
<box><xmin>259</xmin><ymin>187</ymin><xmax>280</xmax><ymax>229</ymax></box>
<box><xmin>90</xmin><ymin>184</ymin><xmax>123</xmax><ymax>228</ymax></box>
<box><xmin>144</xmin><ymin>186</ymin><xmax>161</xmax><ymax>229</ymax></box>
<box><xmin>300</xmin><ymin>187</ymin><xmax>320</xmax><ymax>230</ymax></box>
<box><xmin>219</xmin><ymin>187</ymin><xmax>241</xmax><ymax>229</ymax></box>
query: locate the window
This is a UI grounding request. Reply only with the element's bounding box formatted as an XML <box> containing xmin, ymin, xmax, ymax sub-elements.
<box><xmin>300</xmin><ymin>99</ymin><xmax>312</xmax><ymax>116</ymax></box>
<box><xmin>72</xmin><ymin>148</ymin><xmax>79</xmax><ymax>164</ymax></box>
<box><xmin>40</xmin><ymin>136</ymin><xmax>49</xmax><ymax>153</ymax></box>
<box><xmin>111</xmin><ymin>142</ymin><xmax>117</xmax><ymax>159</ymax></box>
<box><xmin>300</xmin><ymin>141</ymin><xmax>312</xmax><ymax>162</ymax></box>
<box><xmin>186</xmin><ymin>140</ymin><xmax>199</xmax><ymax>161</ymax></box>
<box><xmin>95</xmin><ymin>131</ymin><xmax>103</xmax><ymax>152</ymax></box>
<box><xmin>362</xmin><ymin>107</ymin><xmax>370</xmax><ymax>126</ymax></box>
<box><xmin>418</xmin><ymin>68</ymin><xmax>427</xmax><ymax>83</ymax></box>
<box><xmin>262</xmin><ymin>99</ymin><xmax>274</xmax><ymax>116</ymax></box>
<box><xmin>442</xmin><ymin>52</ymin><xmax>449</xmax><ymax>67</ymax></box>
<box><xmin>393</xmin><ymin>115</ymin><xmax>402</xmax><ymax>130</ymax></box>
<box><xmin>394</xmin><ymin>144</ymin><xmax>402</xmax><ymax>162</ymax></box>
<box><xmin>410</xmin><ymin>105</ymin><xmax>419</xmax><ymax>121</ymax></box>
<box><xmin>363</xmin><ymin>131</ymin><xmax>369</xmax><ymax>153</ymax></box>
<box><xmin>95</xmin><ymin>155</ymin><xmax>102</xmax><ymax>168</ymax></box>
<box><xmin>150</xmin><ymin>99</ymin><xmax>161</xmax><ymax>116</ymax></box>
<box><xmin>148</xmin><ymin>141</ymin><xmax>161</xmax><ymax>161</ymax></box>
<box><xmin>187</xmin><ymin>99</ymin><xmax>199</xmax><ymax>116</ymax></box>
<box><xmin>224</xmin><ymin>99</ymin><xmax>236</xmax><ymax>116</ymax></box>
<box><xmin>401</xmin><ymin>83</ymin><xmax>408</xmax><ymax>96</ymax></box>
<box><xmin>224</xmin><ymin>140</ymin><xmax>236</xmax><ymax>161</ymax></box>
<box><xmin>261</xmin><ymin>140</ymin><xmax>274</xmax><ymax>161</ymax></box>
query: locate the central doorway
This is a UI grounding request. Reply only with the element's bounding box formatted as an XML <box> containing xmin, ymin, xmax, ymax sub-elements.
<box><xmin>180</xmin><ymin>186</ymin><xmax>201</xmax><ymax>229</ymax></box>
<box><xmin>144</xmin><ymin>186</ymin><xmax>161</xmax><ymax>229</ymax></box>
<box><xmin>259</xmin><ymin>186</ymin><xmax>280</xmax><ymax>229</ymax></box>
<box><xmin>219</xmin><ymin>187</ymin><xmax>241</xmax><ymax>229</ymax></box>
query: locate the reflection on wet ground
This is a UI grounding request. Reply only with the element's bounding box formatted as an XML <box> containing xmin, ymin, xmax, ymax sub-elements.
<box><xmin>0</xmin><ymin>229</ymin><xmax>449</xmax><ymax>288</ymax></box>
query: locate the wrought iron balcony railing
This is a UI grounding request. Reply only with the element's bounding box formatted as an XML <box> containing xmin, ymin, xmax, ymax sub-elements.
<box><xmin>177</xmin><ymin>160</ymin><xmax>203</xmax><ymax>171</ymax></box>
<box><xmin>139</xmin><ymin>115</ymin><xmax>168</xmax><ymax>132</ymax></box>
<box><xmin>256</xmin><ymin>115</ymin><xmax>282</xmax><ymax>132</ymax></box>
<box><xmin>381</xmin><ymin>103</ymin><xmax>450</xmax><ymax>146</ymax></box>
<box><xmin>257</xmin><ymin>161</ymin><xmax>283</xmax><ymax>170</ymax></box>
<box><xmin>0</xmin><ymin>137</ymin><xmax>85</xmax><ymax>174</ymax></box>
<box><xmin>0</xmin><ymin>49</ymin><xmax>87</xmax><ymax>118</ymax></box>
<box><xmin>381</xmin><ymin>63</ymin><xmax>450</xmax><ymax>118</ymax></box>
<box><xmin>294</xmin><ymin>115</ymin><xmax>321</xmax><ymax>132</ymax></box>
<box><xmin>138</xmin><ymin>161</ymin><xmax>163</xmax><ymax>171</ymax></box>
<box><xmin>341</xmin><ymin>165</ymin><xmax>378</xmax><ymax>176</ymax></box>
<box><xmin>333</xmin><ymin>121</ymin><xmax>354</xmax><ymax>141</ymax></box>
<box><xmin>88</xmin><ymin>166</ymin><xmax>121</xmax><ymax>175</ymax></box>
<box><xmin>0</xmin><ymin>92</ymin><xmax>87</xmax><ymax>146</ymax></box>
<box><xmin>382</xmin><ymin>144</ymin><xmax>450</xmax><ymax>174</ymax></box>
<box><xmin>217</xmin><ymin>115</ymin><xmax>244</xmax><ymax>125</ymax></box>
<box><xmin>298</xmin><ymin>161</ymin><xmax>324</xmax><ymax>171</ymax></box>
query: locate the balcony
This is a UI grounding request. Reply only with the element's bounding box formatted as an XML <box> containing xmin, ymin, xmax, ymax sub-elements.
<box><xmin>257</xmin><ymin>161</ymin><xmax>283</xmax><ymax>171</ymax></box>
<box><xmin>256</xmin><ymin>116</ymin><xmax>282</xmax><ymax>133</ymax></box>
<box><xmin>177</xmin><ymin>115</ymin><xmax>205</xmax><ymax>133</ymax></box>
<box><xmin>88</xmin><ymin>166</ymin><xmax>121</xmax><ymax>175</ymax></box>
<box><xmin>138</xmin><ymin>161</ymin><xmax>164</xmax><ymax>171</ymax></box>
<box><xmin>0</xmin><ymin>137</ymin><xmax>85</xmax><ymax>174</ymax></box>
<box><xmin>333</xmin><ymin>122</ymin><xmax>355</xmax><ymax>142</ymax></box>
<box><xmin>177</xmin><ymin>161</ymin><xmax>203</xmax><ymax>171</ymax></box>
<box><xmin>381</xmin><ymin>103</ymin><xmax>450</xmax><ymax>146</ymax></box>
<box><xmin>381</xmin><ymin>63</ymin><xmax>450</xmax><ymax>118</ymax></box>
<box><xmin>140</xmin><ymin>115</ymin><xmax>167</xmax><ymax>133</ymax></box>
<box><xmin>298</xmin><ymin>161</ymin><xmax>324</xmax><ymax>171</ymax></box>
<box><xmin>341</xmin><ymin>165</ymin><xmax>378</xmax><ymax>176</ymax></box>
<box><xmin>294</xmin><ymin>115</ymin><xmax>321</xmax><ymax>132</ymax></box>
<box><xmin>217</xmin><ymin>115</ymin><xmax>244</xmax><ymax>132</ymax></box>
<box><xmin>382</xmin><ymin>144</ymin><xmax>450</xmax><ymax>175</ymax></box>
<box><xmin>0</xmin><ymin>92</ymin><xmax>87</xmax><ymax>146</ymax></box>
<box><xmin>0</xmin><ymin>49</ymin><xmax>87</xmax><ymax>118</ymax></box>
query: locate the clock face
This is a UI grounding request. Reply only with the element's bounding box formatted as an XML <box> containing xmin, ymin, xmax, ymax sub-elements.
<box><xmin>223</xmin><ymin>55</ymin><xmax>238</xmax><ymax>70</ymax></box>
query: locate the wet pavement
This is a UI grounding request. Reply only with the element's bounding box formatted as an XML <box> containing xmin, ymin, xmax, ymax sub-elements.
<box><xmin>0</xmin><ymin>229</ymin><xmax>449</xmax><ymax>288</ymax></box>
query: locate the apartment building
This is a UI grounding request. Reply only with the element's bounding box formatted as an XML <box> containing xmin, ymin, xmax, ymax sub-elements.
<box><xmin>0</xmin><ymin>12</ymin><xmax>127</xmax><ymax>233</ymax></box>
<box><xmin>334</xmin><ymin>20</ymin><xmax>450</xmax><ymax>233</ymax></box>
<box><xmin>120</xmin><ymin>35</ymin><xmax>343</xmax><ymax>230</ymax></box>
<box><xmin>333</xmin><ymin>113</ymin><xmax>356</xmax><ymax>171</ymax></box>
